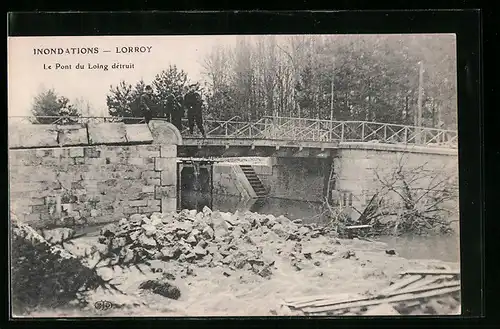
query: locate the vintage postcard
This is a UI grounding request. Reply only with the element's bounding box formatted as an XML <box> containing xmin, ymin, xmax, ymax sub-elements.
<box><xmin>8</xmin><ymin>34</ymin><xmax>460</xmax><ymax>317</ymax></box>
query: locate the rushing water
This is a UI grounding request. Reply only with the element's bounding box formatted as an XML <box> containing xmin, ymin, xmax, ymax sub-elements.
<box><xmin>180</xmin><ymin>191</ymin><xmax>460</xmax><ymax>263</ymax></box>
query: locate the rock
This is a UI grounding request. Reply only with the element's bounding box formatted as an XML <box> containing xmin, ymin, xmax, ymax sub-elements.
<box><xmin>271</xmin><ymin>224</ymin><xmax>288</xmax><ymax>238</ymax></box>
<box><xmin>316</xmin><ymin>247</ymin><xmax>335</xmax><ymax>255</ymax></box>
<box><xmin>97</xmin><ymin>267</ymin><xmax>115</xmax><ymax>281</ymax></box>
<box><xmin>298</xmin><ymin>226</ymin><xmax>310</xmax><ymax>236</ymax></box>
<box><xmin>142</xmin><ymin>224</ymin><xmax>156</xmax><ymax>237</ymax></box>
<box><xmin>185</xmin><ymin>252</ymin><xmax>197</xmax><ymax>262</ymax></box>
<box><xmin>212</xmin><ymin>252</ymin><xmax>224</xmax><ymax>264</ymax></box>
<box><xmin>225</xmin><ymin>213</ymin><xmax>239</xmax><ymax>227</ymax></box>
<box><xmin>162</xmin><ymin>272</ymin><xmax>176</xmax><ymax>280</ymax></box>
<box><xmin>129</xmin><ymin>230</ymin><xmax>141</xmax><ymax>241</ymax></box>
<box><xmin>206</xmin><ymin>245</ymin><xmax>218</xmax><ymax>255</ymax></box>
<box><xmin>194</xmin><ymin>246</ymin><xmax>207</xmax><ymax>256</ymax></box>
<box><xmin>191</xmin><ymin>229</ymin><xmax>200</xmax><ymax>237</ymax></box>
<box><xmin>161</xmin><ymin>213</ymin><xmax>175</xmax><ymax>224</ymax></box>
<box><xmin>120</xmin><ymin>246</ymin><xmax>135</xmax><ymax>263</ymax></box>
<box><xmin>197</xmin><ymin>239</ymin><xmax>208</xmax><ymax>249</ymax></box>
<box><xmin>118</xmin><ymin>218</ymin><xmax>128</xmax><ymax>227</ymax></box>
<box><xmin>100</xmin><ymin>224</ymin><xmax>120</xmax><ymax>237</ymax></box>
<box><xmin>153</xmin><ymin>251</ymin><xmax>163</xmax><ymax>260</ymax></box>
<box><xmin>303</xmin><ymin>252</ymin><xmax>312</xmax><ymax>260</ymax></box>
<box><xmin>211</xmin><ymin>211</ymin><xmax>230</xmax><ymax>239</ymax></box>
<box><xmin>160</xmin><ymin>246</ymin><xmax>181</xmax><ymax>259</ymax></box>
<box><xmin>186</xmin><ymin>234</ymin><xmax>197</xmax><ymax>245</ymax></box>
<box><xmin>202</xmin><ymin>206</ymin><xmax>212</xmax><ymax>215</ymax></box>
<box><xmin>150</xmin><ymin>213</ymin><xmax>163</xmax><ymax>226</ymax></box>
<box><xmin>310</xmin><ymin>230</ymin><xmax>321</xmax><ymax>238</ymax></box>
<box><xmin>266</xmin><ymin>216</ymin><xmax>278</xmax><ymax>229</ymax></box>
<box><xmin>130</xmin><ymin>214</ymin><xmax>143</xmax><ymax>223</ymax></box>
<box><xmin>286</xmin><ymin>233</ymin><xmax>301</xmax><ymax>241</ymax></box>
<box><xmin>342</xmin><ymin>250</ymin><xmax>356</xmax><ymax>259</ymax></box>
<box><xmin>385</xmin><ymin>249</ymin><xmax>396</xmax><ymax>255</ymax></box>
<box><xmin>111</xmin><ymin>237</ymin><xmax>127</xmax><ymax>250</ymax></box>
<box><xmin>221</xmin><ymin>254</ymin><xmax>234</xmax><ymax>265</ymax></box>
<box><xmin>177</xmin><ymin>221</ymin><xmax>194</xmax><ymax>232</ymax></box>
<box><xmin>239</xmin><ymin>219</ymin><xmax>252</xmax><ymax>232</ymax></box>
<box><xmin>139</xmin><ymin>279</ymin><xmax>181</xmax><ymax>300</ymax></box>
<box><xmin>138</xmin><ymin>234</ymin><xmax>157</xmax><ymax>249</ymax></box>
<box><xmin>187</xmin><ymin>210</ymin><xmax>197</xmax><ymax>220</ymax></box>
<box><xmin>176</xmin><ymin>230</ymin><xmax>188</xmax><ymax>238</ymax></box>
<box><xmin>314</xmin><ymin>261</ymin><xmax>321</xmax><ymax>266</ymax></box>
<box><xmin>293</xmin><ymin>219</ymin><xmax>303</xmax><ymax>225</ymax></box>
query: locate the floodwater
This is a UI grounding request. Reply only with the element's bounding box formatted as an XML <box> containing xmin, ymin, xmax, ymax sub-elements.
<box><xmin>180</xmin><ymin>191</ymin><xmax>460</xmax><ymax>263</ymax></box>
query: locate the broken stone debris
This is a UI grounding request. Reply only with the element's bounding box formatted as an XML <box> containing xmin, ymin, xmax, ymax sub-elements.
<box><xmin>97</xmin><ymin>208</ymin><xmax>343</xmax><ymax>279</ymax></box>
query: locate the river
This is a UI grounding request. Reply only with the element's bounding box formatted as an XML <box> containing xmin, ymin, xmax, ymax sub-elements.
<box><xmin>180</xmin><ymin>191</ymin><xmax>460</xmax><ymax>263</ymax></box>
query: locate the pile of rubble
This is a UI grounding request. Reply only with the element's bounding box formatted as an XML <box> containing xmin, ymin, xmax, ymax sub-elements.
<box><xmin>97</xmin><ymin>206</ymin><xmax>332</xmax><ymax>278</ymax></box>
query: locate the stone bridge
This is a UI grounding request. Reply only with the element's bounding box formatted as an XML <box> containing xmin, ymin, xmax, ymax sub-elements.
<box><xmin>8</xmin><ymin>117</ymin><xmax>459</xmax><ymax>227</ymax></box>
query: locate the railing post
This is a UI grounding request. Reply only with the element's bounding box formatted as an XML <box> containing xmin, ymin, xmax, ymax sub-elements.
<box><xmin>361</xmin><ymin>122</ymin><xmax>365</xmax><ymax>142</ymax></box>
<box><xmin>341</xmin><ymin>122</ymin><xmax>345</xmax><ymax>142</ymax></box>
<box><xmin>383</xmin><ymin>125</ymin><xmax>387</xmax><ymax>142</ymax></box>
<box><xmin>404</xmin><ymin>127</ymin><xmax>408</xmax><ymax>144</ymax></box>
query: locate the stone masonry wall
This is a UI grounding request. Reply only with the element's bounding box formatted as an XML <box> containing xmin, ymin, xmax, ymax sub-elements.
<box><xmin>257</xmin><ymin>157</ymin><xmax>330</xmax><ymax>202</ymax></box>
<box><xmin>9</xmin><ymin>145</ymin><xmax>177</xmax><ymax>229</ymax></box>
<box><xmin>333</xmin><ymin>148</ymin><xmax>459</xmax><ymax>219</ymax></box>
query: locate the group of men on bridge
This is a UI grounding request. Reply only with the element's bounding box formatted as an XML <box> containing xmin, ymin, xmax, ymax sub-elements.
<box><xmin>139</xmin><ymin>84</ymin><xmax>206</xmax><ymax>138</ymax></box>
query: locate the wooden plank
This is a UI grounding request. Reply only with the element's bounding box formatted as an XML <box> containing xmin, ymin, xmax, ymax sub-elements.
<box><xmin>295</xmin><ymin>282</ymin><xmax>460</xmax><ymax>312</ymax></box>
<box><xmin>399</xmin><ymin>269</ymin><xmax>459</xmax><ymax>276</ymax></box>
<box><xmin>303</xmin><ymin>286</ymin><xmax>460</xmax><ymax>314</ymax></box>
<box><xmin>345</xmin><ymin>225</ymin><xmax>372</xmax><ymax>229</ymax></box>
<box><xmin>378</xmin><ymin>275</ymin><xmax>423</xmax><ymax>295</ymax></box>
<box><xmin>391</xmin><ymin>275</ymin><xmax>441</xmax><ymax>293</ymax></box>
<box><xmin>284</xmin><ymin>293</ymin><xmax>356</xmax><ymax>308</ymax></box>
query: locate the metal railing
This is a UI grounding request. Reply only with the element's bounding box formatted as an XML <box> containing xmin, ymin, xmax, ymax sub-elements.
<box><xmin>8</xmin><ymin>115</ymin><xmax>458</xmax><ymax>148</ymax></box>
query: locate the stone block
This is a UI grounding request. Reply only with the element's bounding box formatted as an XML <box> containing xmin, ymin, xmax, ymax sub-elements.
<box><xmin>58</xmin><ymin>125</ymin><xmax>89</xmax><ymax>146</ymax></box>
<box><xmin>161</xmin><ymin>197</ymin><xmax>177</xmax><ymax>213</ymax></box>
<box><xmin>148</xmin><ymin>199</ymin><xmax>161</xmax><ymax>207</ymax></box>
<box><xmin>125</xmin><ymin>124</ymin><xmax>154</xmax><ymax>143</ymax></box>
<box><xmin>142</xmin><ymin>186</ymin><xmax>155</xmax><ymax>193</ymax></box>
<box><xmin>142</xmin><ymin>170</ymin><xmax>161</xmax><ymax>181</ymax></box>
<box><xmin>148</xmin><ymin>120</ymin><xmax>183</xmax><ymax>145</ymax></box>
<box><xmin>160</xmin><ymin>145</ymin><xmax>177</xmax><ymax>158</ymax></box>
<box><xmin>146</xmin><ymin>178</ymin><xmax>161</xmax><ymax>186</ymax></box>
<box><xmin>161</xmin><ymin>171</ymin><xmax>177</xmax><ymax>187</ymax></box>
<box><xmin>8</xmin><ymin>124</ymin><xmax>59</xmax><ymax>148</ymax></box>
<box><xmin>123</xmin><ymin>207</ymin><xmax>138</xmax><ymax>215</ymax></box>
<box><xmin>31</xmin><ymin>204</ymin><xmax>49</xmax><ymax>214</ymax></box>
<box><xmin>69</xmin><ymin>147</ymin><xmax>85</xmax><ymax>158</ymax></box>
<box><xmin>155</xmin><ymin>186</ymin><xmax>176</xmax><ymax>200</ymax></box>
<box><xmin>155</xmin><ymin>158</ymin><xmax>178</xmax><ymax>173</ymax></box>
<box><xmin>128</xmin><ymin>157</ymin><xmax>145</xmax><ymax>166</ymax></box>
<box><xmin>22</xmin><ymin>167</ymin><xmax>58</xmax><ymax>183</ymax></box>
<box><xmin>88</xmin><ymin>122</ymin><xmax>127</xmax><ymax>145</ymax></box>
<box><xmin>24</xmin><ymin>213</ymin><xmax>41</xmax><ymax>225</ymax></box>
<box><xmin>74</xmin><ymin>157</ymin><xmax>85</xmax><ymax>164</ymax></box>
<box><xmin>129</xmin><ymin>199</ymin><xmax>149</xmax><ymax>207</ymax></box>
<box><xmin>136</xmin><ymin>145</ymin><xmax>160</xmax><ymax>158</ymax></box>
<box><xmin>84</xmin><ymin>147</ymin><xmax>102</xmax><ymax>158</ymax></box>
<box><xmin>139</xmin><ymin>205</ymin><xmax>161</xmax><ymax>214</ymax></box>
<box><xmin>10</xmin><ymin>182</ymin><xmax>45</xmax><ymax>193</ymax></box>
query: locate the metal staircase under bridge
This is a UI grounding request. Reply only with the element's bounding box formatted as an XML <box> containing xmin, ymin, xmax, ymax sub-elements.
<box><xmin>239</xmin><ymin>165</ymin><xmax>268</xmax><ymax>199</ymax></box>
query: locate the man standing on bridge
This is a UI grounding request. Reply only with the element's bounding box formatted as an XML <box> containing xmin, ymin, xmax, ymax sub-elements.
<box><xmin>139</xmin><ymin>85</ymin><xmax>156</xmax><ymax>124</ymax></box>
<box><xmin>184</xmin><ymin>84</ymin><xmax>206</xmax><ymax>138</ymax></box>
<box><xmin>165</xmin><ymin>89</ymin><xmax>183</xmax><ymax>132</ymax></box>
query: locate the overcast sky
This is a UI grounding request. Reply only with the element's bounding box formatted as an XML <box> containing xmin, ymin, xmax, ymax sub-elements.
<box><xmin>8</xmin><ymin>35</ymin><xmax>239</xmax><ymax>117</ymax></box>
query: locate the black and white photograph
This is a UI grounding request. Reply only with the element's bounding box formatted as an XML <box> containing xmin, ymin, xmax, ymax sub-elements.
<box><xmin>8</xmin><ymin>33</ymin><xmax>461</xmax><ymax>317</ymax></box>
